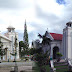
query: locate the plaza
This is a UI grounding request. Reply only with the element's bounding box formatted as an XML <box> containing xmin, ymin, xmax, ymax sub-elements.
<box><xmin>0</xmin><ymin>61</ymin><xmax>33</xmax><ymax>72</ymax></box>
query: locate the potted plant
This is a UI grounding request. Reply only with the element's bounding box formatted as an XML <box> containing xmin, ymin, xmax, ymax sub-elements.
<box><xmin>56</xmin><ymin>52</ymin><xmax>63</xmax><ymax>62</ymax></box>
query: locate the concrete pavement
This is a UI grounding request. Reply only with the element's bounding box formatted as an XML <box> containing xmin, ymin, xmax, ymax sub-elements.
<box><xmin>0</xmin><ymin>61</ymin><xmax>34</xmax><ymax>72</ymax></box>
<box><xmin>0</xmin><ymin>61</ymin><xmax>33</xmax><ymax>66</ymax></box>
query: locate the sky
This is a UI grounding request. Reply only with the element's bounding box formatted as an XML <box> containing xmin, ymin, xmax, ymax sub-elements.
<box><xmin>0</xmin><ymin>0</ymin><xmax>72</xmax><ymax>46</ymax></box>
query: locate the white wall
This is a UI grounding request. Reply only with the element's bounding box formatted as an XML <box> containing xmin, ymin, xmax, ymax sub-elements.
<box><xmin>50</xmin><ymin>41</ymin><xmax>62</xmax><ymax>59</ymax></box>
<box><xmin>63</xmin><ymin>26</ymin><xmax>72</xmax><ymax>59</ymax></box>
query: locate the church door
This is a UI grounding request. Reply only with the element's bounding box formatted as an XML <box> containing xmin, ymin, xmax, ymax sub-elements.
<box><xmin>53</xmin><ymin>46</ymin><xmax>59</xmax><ymax>59</ymax></box>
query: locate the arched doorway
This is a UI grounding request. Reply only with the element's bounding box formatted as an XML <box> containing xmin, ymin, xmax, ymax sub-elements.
<box><xmin>53</xmin><ymin>46</ymin><xmax>59</xmax><ymax>59</ymax></box>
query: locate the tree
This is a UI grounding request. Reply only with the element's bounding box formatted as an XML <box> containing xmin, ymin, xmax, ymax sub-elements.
<box><xmin>19</xmin><ymin>41</ymin><xmax>24</xmax><ymax>57</ymax></box>
<box><xmin>33</xmin><ymin>32</ymin><xmax>51</xmax><ymax>72</ymax></box>
<box><xmin>14</xmin><ymin>34</ymin><xmax>18</xmax><ymax>61</ymax></box>
<box><xmin>56</xmin><ymin>52</ymin><xmax>63</xmax><ymax>62</ymax></box>
<box><xmin>19</xmin><ymin>41</ymin><xmax>30</xmax><ymax>58</ymax></box>
<box><xmin>29</xmin><ymin>48</ymin><xmax>36</xmax><ymax>55</ymax></box>
<box><xmin>10</xmin><ymin>34</ymin><xmax>18</xmax><ymax>61</ymax></box>
<box><xmin>33</xmin><ymin>47</ymin><xmax>50</xmax><ymax>72</ymax></box>
<box><xmin>19</xmin><ymin>20</ymin><xmax>29</xmax><ymax>59</ymax></box>
<box><xmin>38</xmin><ymin>31</ymin><xmax>51</xmax><ymax>45</ymax></box>
<box><xmin>0</xmin><ymin>37</ymin><xmax>6</xmax><ymax>60</ymax></box>
<box><xmin>19</xmin><ymin>41</ymin><xmax>25</xmax><ymax>58</ymax></box>
<box><xmin>23</xmin><ymin>20</ymin><xmax>29</xmax><ymax>48</ymax></box>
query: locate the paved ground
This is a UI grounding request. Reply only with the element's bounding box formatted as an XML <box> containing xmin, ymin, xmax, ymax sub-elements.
<box><xmin>0</xmin><ymin>61</ymin><xmax>34</xmax><ymax>72</ymax></box>
<box><xmin>0</xmin><ymin>61</ymin><xmax>33</xmax><ymax>66</ymax></box>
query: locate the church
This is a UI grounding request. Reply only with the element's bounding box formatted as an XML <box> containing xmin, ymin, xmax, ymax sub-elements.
<box><xmin>32</xmin><ymin>20</ymin><xmax>72</xmax><ymax>60</ymax></box>
<box><xmin>0</xmin><ymin>25</ymin><xmax>19</xmax><ymax>60</ymax></box>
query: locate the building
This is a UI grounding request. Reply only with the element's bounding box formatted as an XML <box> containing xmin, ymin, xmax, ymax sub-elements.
<box><xmin>32</xmin><ymin>20</ymin><xmax>72</xmax><ymax>60</ymax></box>
<box><xmin>0</xmin><ymin>25</ymin><xmax>19</xmax><ymax>60</ymax></box>
<box><xmin>62</xmin><ymin>21</ymin><xmax>72</xmax><ymax>59</ymax></box>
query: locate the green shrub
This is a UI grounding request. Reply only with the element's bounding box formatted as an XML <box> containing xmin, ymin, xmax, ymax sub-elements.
<box><xmin>56</xmin><ymin>52</ymin><xmax>63</xmax><ymax>57</ymax></box>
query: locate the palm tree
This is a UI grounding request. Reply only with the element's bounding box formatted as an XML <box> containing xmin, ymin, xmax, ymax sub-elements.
<box><xmin>33</xmin><ymin>32</ymin><xmax>51</xmax><ymax>72</ymax></box>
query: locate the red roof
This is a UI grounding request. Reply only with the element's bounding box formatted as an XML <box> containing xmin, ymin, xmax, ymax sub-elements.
<box><xmin>50</xmin><ymin>33</ymin><xmax>63</xmax><ymax>40</ymax></box>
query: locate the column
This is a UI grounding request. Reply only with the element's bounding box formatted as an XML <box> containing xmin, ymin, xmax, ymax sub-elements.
<box><xmin>50</xmin><ymin>46</ymin><xmax>53</xmax><ymax>59</ymax></box>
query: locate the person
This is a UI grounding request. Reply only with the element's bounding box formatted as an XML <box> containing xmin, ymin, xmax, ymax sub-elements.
<box><xmin>31</xmin><ymin>56</ymin><xmax>33</xmax><ymax>61</ymax></box>
<box><xmin>48</xmin><ymin>56</ymin><xmax>51</xmax><ymax>67</ymax></box>
<box><xmin>8</xmin><ymin>59</ymin><xmax>9</xmax><ymax>62</ymax></box>
<box><xmin>46</xmin><ymin>57</ymin><xmax>49</xmax><ymax>65</ymax></box>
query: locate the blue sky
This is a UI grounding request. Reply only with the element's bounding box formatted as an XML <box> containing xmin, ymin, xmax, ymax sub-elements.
<box><xmin>0</xmin><ymin>0</ymin><xmax>72</xmax><ymax>47</ymax></box>
<box><xmin>56</xmin><ymin>0</ymin><xmax>66</xmax><ymax>5</ymax></box>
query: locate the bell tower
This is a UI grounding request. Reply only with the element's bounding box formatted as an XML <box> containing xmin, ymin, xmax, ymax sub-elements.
<box><xmin>5</xmin><ymin>25</ymin><xmax>19</xmax><ymax>60</ymax></box>
<box><xmin>7</xmin><ymin>25</ymin><xmax>15</xmax><ymax>32</ymax></box>
<box><xmin>63</xmin><ymin>20</ymin><xmax>72</xmax><ymax>59</ymax></box>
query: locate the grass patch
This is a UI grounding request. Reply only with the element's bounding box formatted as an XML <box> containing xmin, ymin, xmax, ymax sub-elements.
<box><xmin>56</xmin><ymin>69</ymin><xmax>68</xmax><ymax>72</ymax></box>
<box><xmin>55</xmin><ymin>65</ymin><xmax>68</xmax><ymax>72</ymax></box>
<box><xmin>33</xmin><ymin>62</ymin><xmax>50</xmax><ymax>72</ymax></box>
<box><xmin>33</xmin><ymin>62</ymin><xmax>69</xmax><ymax>72</ymax></box>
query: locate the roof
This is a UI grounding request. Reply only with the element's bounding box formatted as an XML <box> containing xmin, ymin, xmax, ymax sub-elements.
<box><xmin>0</xmin><ymin>33</ymin><xmax>11</xmax><ymax>41</ymax></box>
<box><xmin>50</xmin><ymin>33</ymin><xmax>63</xmax><ymax>40</ymax></box>
<box><xmin>66</xmin><ymin>20</ymin><xmax>72</xmax><ymax>25</ymax></box>
<box><xmin>7</xmin><ymin>25</ymin><xmax>15</xmax><ymax>29</ymax></box>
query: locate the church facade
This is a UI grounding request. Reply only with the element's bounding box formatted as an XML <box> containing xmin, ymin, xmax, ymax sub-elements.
<box><xmin>32</xmin><ymin>20</ymin><xmax>72</xmax><ymax>60</ymax></box>
<box><xmin>0</xmin><ymin>25</ymin><xmax>19</xmax><ymax>60</ymax></box>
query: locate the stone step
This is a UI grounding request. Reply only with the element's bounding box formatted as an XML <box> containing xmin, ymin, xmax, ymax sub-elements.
<box><xmin>20</xmin><ymin>70</ymin><xmax>34</xmax><ymax>72</ymax></box>
<box><xmin>56</xmin><ymin>66</ymin><xmax>68</xmax><ymax>69</ymax></box>
<box><xmin>54</xmin><ymin>63</ymin><xmax>68</xmax><ymax>66</ymax></box>
<box><xmin>54</xmin><ymin>62</ymin><xmax>67</xmax><ymax>64</ymax></box>
<box><xmin>54</xmin><ymin>61</ymin><xmax>68</xmax><ymax>70</ymax></box>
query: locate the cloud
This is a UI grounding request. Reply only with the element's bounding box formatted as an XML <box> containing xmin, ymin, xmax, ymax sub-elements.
<box><xmin>0</xmin><ymin>0</ymin><xmax>18</xmax><ymax>8</ymax></box>
<box><xmin>35</xmin><ymin>6</ymin><xmax>63</xmax><ymax>33</ymax></box>
<box><xmin>0</xmin><ymin>0</ymin><xmax>35</xmax><ymax>9</ymax></box>
<box><xmin>1</xmin><ymin>0</ymin><xmax>72</xmax><ymax>46</ymax></box>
